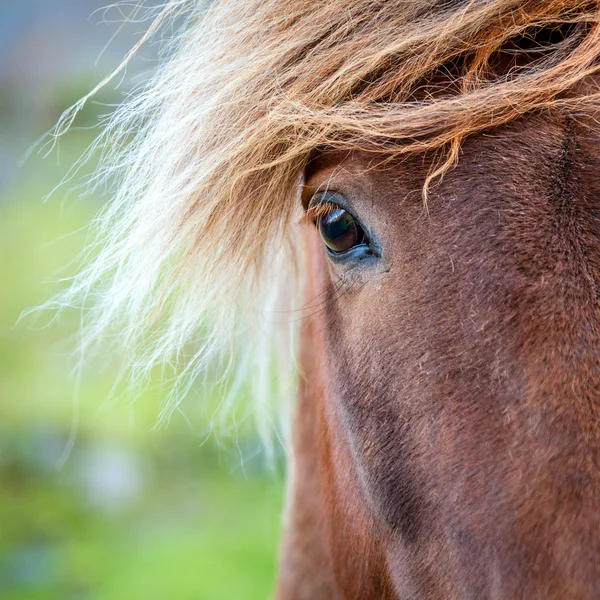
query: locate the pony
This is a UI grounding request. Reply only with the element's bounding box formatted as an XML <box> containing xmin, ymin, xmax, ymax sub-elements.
<box><xmin>53</xmin><ymin>0</ymin><xmax>600</xmax><ymax>597</ymax></box>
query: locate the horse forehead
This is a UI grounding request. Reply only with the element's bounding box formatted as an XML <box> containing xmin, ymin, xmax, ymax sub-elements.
<box><xmin>305</xmin><ymin>113</ymin><xmax>573</xmax><ymax>196</ymax></box>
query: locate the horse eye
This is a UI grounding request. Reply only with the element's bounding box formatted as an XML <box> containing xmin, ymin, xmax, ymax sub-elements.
<box><xmin>317</xmin><ymin>207</ymin><xmax>366</xmax><ymax>254</ymax></box>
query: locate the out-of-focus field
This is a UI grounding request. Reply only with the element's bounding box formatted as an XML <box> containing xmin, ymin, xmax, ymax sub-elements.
<box><xmin>0</xmin><ymin>126</ymin><xmax>285</xmax><ymax>598</ymax></box>
<box><xmin>1</xmin><ymin>6</ymin><xmax>286</xmax><ymax>596</ymax></box>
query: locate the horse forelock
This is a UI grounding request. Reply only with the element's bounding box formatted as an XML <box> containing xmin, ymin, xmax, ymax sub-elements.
<box><xmin>50</xmin><ymin>0</ymin><xmax>600</xmax><ymax>442</ymax></box>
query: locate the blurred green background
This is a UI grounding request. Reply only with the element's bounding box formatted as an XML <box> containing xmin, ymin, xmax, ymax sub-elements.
<box><xmin>0</xmin><ymin>3</ymin><xmax>285</xmax><ymax>599</ymax></box>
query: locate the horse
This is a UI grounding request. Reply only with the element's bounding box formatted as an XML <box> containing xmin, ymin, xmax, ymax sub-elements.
<box><xmin>54</xmin><ymin>0</ymin><xmax>600</xmax><ymax>597</ymax></box>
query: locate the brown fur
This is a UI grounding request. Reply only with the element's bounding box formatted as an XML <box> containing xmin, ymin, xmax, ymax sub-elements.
<box><xmin>276</xmin><ymin>104</ymin><xmax>600</xmax><ymax>598</ymax></box>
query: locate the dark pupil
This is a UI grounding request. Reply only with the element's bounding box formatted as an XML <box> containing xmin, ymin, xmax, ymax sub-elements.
<box><xmin>318</xmin><ymin>208</ymin><xmax>361</xmax><ymax>253</ymax></box>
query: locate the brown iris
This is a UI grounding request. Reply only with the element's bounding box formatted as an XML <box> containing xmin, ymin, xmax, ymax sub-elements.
<box><xmin>317</xmin><ymin>207</ymin><xmax>364</xmax><ymax>254</ymax></box>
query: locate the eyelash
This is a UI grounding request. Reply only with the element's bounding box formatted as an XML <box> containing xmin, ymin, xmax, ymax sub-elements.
<box><xmin>301</xmin><ymin>200</ymin><xmax>339</xmax><ymax>226</ymax></box>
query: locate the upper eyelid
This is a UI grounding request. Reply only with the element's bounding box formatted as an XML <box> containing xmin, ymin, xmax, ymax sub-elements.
<box><xmin>302</xmin><ymin>182</ymin><xmax>336</xmax><ymax>208</ymax></box>
<box><xmin>307</xmin><ymin>188</ymin><xmax>349</xmax><ymax>210</ymax></box>
<box><xmin>302</xmin><ymin>161</ymin><xmax>351</xmax><ymax>201</ymax></box>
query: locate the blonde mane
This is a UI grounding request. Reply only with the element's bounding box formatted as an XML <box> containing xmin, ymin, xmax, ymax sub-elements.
<box><xmin>50</xmin><ymin>0</ymin><xmax>600</xmax><ymax>447</ymax></box>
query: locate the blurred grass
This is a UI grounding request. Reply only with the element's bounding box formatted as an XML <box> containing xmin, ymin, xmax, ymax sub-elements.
<box><xmin>0</xmin><ymin>129</ymin><xmax>285</xmax><ymax>599</ymax></box>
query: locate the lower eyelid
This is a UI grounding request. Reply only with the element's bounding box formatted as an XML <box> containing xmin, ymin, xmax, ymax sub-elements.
<box><xmin>326</xmin><ymin>243</ymin><xmax>375</xmax><ymax>265</ymax></box>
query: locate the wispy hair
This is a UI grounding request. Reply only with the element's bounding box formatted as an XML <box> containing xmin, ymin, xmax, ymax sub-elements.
<box><xmin>47</xmin><ymin>0</ymin><xmax>600</xmax><ymax>447</ymax></box>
